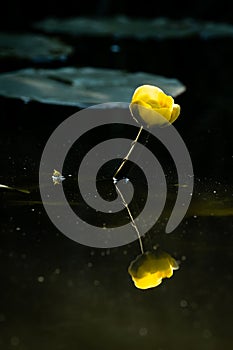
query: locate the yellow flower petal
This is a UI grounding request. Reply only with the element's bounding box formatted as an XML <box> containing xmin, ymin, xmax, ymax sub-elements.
<box><xmin>130</xmin><ymin>84</ymin><xmax>181</xmax><ymax>127</ymax></box>
<box><xmin>130</xmin><ymin>102</ymin><xmax>170</xmax><ymax>127</ymax></box>
<box><xmin>128</xmin><ymin>249</ymin><xmax>179</xmax><ymax>290</ymax></box>
<box><xmin>170</xmin><ymin>104</ymin><xmax>181</xmax><ymax>123</ymax></box>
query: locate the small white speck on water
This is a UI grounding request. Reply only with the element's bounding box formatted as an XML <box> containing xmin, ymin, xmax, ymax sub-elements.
<box><xmin>110</xmin><ymin>44</ymin><xmax>121</xmax><ymax>53</ymax></box>
<box><xmin>139</xmin><ymin>327</ymin><xmax>148</xmax><ymax>336</ymax></box>
<box><xmin>180</xmin><ymin>299</ymin><xmax>188</xmax><ymax>308</ymax></box>
<box><xmin>37</xmin><ymin>276</ymin><xmax>44</xmax><ymax>283</ymax></box>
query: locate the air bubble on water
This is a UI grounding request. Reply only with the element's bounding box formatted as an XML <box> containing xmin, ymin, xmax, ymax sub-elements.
<box><xmin>90</xmin><ymin>251</ymin><xmax>95</xmax><ymax>256</ymax></box>
<box><xmin>193</xmin><ymin>215</ymin><xmax>197</xmax><ymax>219</ymax></box>
<box><xmin>87</xmin><ymin>262</ymin><xmax>93</xmax><ymax>268</ymax></box>
<box><xmin>94</xmin><ymin>280</ymin><xmax>100</xmax><ymax>286</ymax></box>
<box><xmin>180</xmin><ymin>299</ymin><xmax>188</xmax><ymax>308</ymax></box>
<box><xmin>123</xmin><ymin>250</ymin><xmax>127</xmax><ymax>255</ymax></box>
<box><xmin>139</xmin><ymin>327</ymin><xmax>148</xmax><ymax>336</ymax></box>
<box><xmin>181</xmin><ymin>255</ymin><xmax>186</xmax><ymax>261</ymax></box>
<box><xmin>16</xmin><ymin>227</ymin><xmax>21</xmax><ymax>231</ymax></box>
<box><xmin>110</xmin><ymin>44</ymin><xmax>121</xmax><ymax>53</ymax></box>
<box><xmin>37</xmin><ymin>276</ymin><xmax>44</xmax><ymax>283</ymax></box>
<box><xmin>101</xmin><ymin>251</ymin><xmax>105</xmax><ymax>256</ymax></box>
<box><xmin>54</xmin><ymin>268</ymin><xmax>60</xmax><ymax>275</ymax></box>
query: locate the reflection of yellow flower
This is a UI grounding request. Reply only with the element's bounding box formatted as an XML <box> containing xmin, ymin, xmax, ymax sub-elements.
<box><xmin>130</xmin><ymin>85</ymin><xmax>181</xmax><ymax>127</ymax></box>
<box><xmin>128</xmin><ymin>248</ymin><xmax>179</xmax><ymax>290</ymax></box>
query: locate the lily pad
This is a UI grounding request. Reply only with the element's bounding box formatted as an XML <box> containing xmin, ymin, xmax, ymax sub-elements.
<box><xmin>0</xmin><ymin>67</ymin><xmax>185</xmax><ymax>107</ymax></box>
<box><xmin>0</xmin><ymin>33</ymin><xmax>73</xmax><ymax>62</ymax></box>
<box><xmin>33</xmin><ymin>16</ymin><xmax>233</xmax><ymax>39</ymax></box>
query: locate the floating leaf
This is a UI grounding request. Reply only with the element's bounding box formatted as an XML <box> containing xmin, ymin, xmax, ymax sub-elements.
<box><xmin>0</xmin><ymin>67</ymin><xmax>185</xmax><ymax>107</ymax></box>
<box><xmin>0</xmin><ymin>32</ymin><xmax>73</xmax><ymax>62</ymax></box>
<box><xmin>34</xmin><ymin>16</ymin><xmax>233</xmax><ymax>39</ymax></box>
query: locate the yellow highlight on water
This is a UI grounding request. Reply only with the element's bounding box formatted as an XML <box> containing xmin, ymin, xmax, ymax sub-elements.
<box><xmin>128</xmin><ymin>248</ymin><xmax>179</xmax><ymax>290</ymax></box>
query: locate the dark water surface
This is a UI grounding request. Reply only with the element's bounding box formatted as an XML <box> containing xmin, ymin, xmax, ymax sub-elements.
<box><xmin>1</xmin><ymin>24</ymin><xmax>233</xmax><ymax>350</ymax></box>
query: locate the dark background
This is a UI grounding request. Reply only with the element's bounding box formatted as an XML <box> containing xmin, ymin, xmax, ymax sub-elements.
<box><xmin>0</xmin><ymin>1</ymin><xmax>233</xmax><ymax>350</ymax></box>
<box><xmin>0</xmin><ymin>0</ymin><xmax>233</xmax><ymax>30</ymax></box>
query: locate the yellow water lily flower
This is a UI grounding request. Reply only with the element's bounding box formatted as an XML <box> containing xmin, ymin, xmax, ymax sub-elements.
<box><xmin>128</xmin><ymin>248</ymin><xmax>179</xmax><ymax>290</ymax></box>
<box><xmin>130</xmin><ymin>85</ymin><xmax>181</xmax><ymax>127</ymax></box>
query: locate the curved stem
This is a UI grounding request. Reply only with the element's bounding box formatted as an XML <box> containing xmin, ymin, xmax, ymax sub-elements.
<box><xmin>113</xmin><ymin>125</ymin><xmax>143</xmax><ymax>178</ymax></box>
<box><xmin>114</xmin><ymin>183</ymin><xmax>144</xmax><ymax>254</ymax></box>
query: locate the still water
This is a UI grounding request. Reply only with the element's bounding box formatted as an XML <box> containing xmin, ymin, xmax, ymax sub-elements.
<box><xmin>0</xmin><ymin>30</ymin><xmax>233</xmax><ymax>350</ymax></box>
